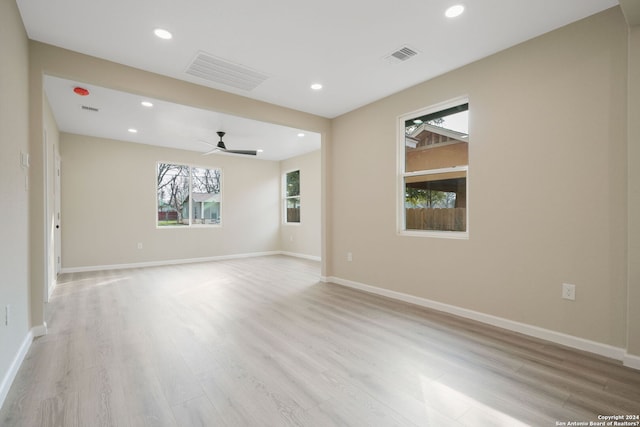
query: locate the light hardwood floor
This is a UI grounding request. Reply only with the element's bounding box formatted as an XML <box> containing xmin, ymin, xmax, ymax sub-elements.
<box><xmin>1</xmin><ymin>255</ymin><xmax>639</xmax><ymax>426</ymax></box>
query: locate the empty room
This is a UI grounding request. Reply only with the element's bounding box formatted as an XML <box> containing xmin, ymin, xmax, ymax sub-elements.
<box><xmin>1</xmin><ymin>0</ymin><xmax>640</xmax><ymax>425</ymax></box>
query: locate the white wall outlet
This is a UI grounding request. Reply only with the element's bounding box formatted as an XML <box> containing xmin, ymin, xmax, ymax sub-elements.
<box><xmin>347</xmin><ymin>252</ymin><xmax>353</xmax><ymax>262</ymax></box>
<box><xmin>137</xmin><ymin>242</ymin><xmax>143</xmax><ymax>249</ymax></box>
<box><xmin>289</xmin><ymin>235</ymin><xmax>293</xmax><ymax>242</ymax></box>
<box><xmin>562</xmin><ymin>283</ymin><xmax>576</xmax><ymax>301</ymax></box>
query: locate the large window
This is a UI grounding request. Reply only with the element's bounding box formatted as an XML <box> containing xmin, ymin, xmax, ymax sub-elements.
<box><xmin>399</xmin><ymin>100</ymin><xmax>469</xmax><ymax>236</ymax></box>
<box><xmin>284</xmin><ymin>170</ymin><xmax>300</xmax><ymax>223</ymax></box>
<box><xmin>157</xmin><ymin>162</ymin><xmax>221</xmax><ymax>227</ymax></box>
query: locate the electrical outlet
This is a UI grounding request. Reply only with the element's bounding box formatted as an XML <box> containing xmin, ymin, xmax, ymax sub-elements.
<box><xmin>562</xmin><ymin>283</ymin><xmax>576</xmax><ymax>301</ymax></box>
<box><xmin>347</xmin><ymin>252</ymin><xmax>353</xmax><ymax>262</ymax></box>
<box><xmin>137</xmin><ymin>243</ymin><xmax>143</xmax><ymax>249</ymax></box>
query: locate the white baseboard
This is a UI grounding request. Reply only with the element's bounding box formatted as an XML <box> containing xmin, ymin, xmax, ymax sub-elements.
<box><xmin>327</xmin><ymin>276</ymin><xmax>631</xmax><ymax>366</ymax></box>
<box><xmin>32</xmin><ymin>322</ymin><xmax>47</xmax><ymax>338</ymax></box>
<box><xmin>60</xmin><ymin>251</ymin><xmax>281</xmax><ymax>273</ymax></box>
<box><xmin>624</xmin><ymin>353</ymin><xmax>640</xmax><ymax>370</ymax></box>
<box><xmin>0</xmin><ymin>326</ymin><xmax>39</xmax><ymax>409</ymax></box>
<box><xmin>279</xmin><ymin>251</ymin><xmax>321</xmax><ymax>262</ymax></box>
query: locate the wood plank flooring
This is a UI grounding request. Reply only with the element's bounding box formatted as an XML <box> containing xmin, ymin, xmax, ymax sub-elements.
<box><xmin>1</xmin><ymin>255</ymin><xmax>639</xmax><ymax>426</ymax></box>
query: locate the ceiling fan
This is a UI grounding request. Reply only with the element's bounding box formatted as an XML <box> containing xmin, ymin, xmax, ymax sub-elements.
<box><xmin>201</xmin><ymin>131</ymin><xmax>257</xmax><ymax>156</ymax></box>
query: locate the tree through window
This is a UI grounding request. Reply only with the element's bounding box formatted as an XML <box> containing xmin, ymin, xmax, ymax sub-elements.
<box><xmin>157</xmin><ymin>163</ymin><xmax>222</xmax><ymax>227</ymax></box>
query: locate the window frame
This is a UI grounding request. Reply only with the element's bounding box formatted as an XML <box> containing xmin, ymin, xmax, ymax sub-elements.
<box><xmin>397</xmin><ymin>97</ymin><xmax>470</xmax><ymax>239</ymax></box>
<box><xmin>156</xmin><ymin>161</ymin><xmax>223</xmax><ymax>229</ymax></box>
<box><xmin>283</xmin><ymin>169</ymin><xmax>301</xmax><ymax>224</ymax></box>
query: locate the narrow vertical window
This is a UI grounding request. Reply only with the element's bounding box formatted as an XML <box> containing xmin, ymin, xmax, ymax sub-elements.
<box><xmin>285</xmin><ymin>170</ymin><xmax>300</xmax><ymax>223</ymax></box>
<box><xmin>400</xmin><ymin>100</ymin><xmax>469</xmax><ymax>236</ymax></box>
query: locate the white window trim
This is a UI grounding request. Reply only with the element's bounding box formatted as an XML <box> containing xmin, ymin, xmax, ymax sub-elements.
<box><xmin>156</xmin><ymin>161</ymin><xmax>223</xmax><ymax>229</ymax></box>
<box><xmin>397</xmin><ymin>97</ymin><xmax>470</xmax><ymax>239</ymax></box>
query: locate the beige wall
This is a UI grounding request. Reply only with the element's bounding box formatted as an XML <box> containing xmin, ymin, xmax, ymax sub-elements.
<box><xmin>0</xmin><ymin>0</ymin><xmax>30</xmax><ymax>396</ymax></box>
<box><xmin>280</xmin><ymin>150</ymin><xmax>322</xmax><ymax>259</ymax></box>
<box><xmin>330</xmin><ymin>8</ymin><xmax>629</xmax><ymax>348</ymax></box>
<box><xmin>60</xmin><ymin>133</ymin><xmax>282</xmax><ymax>268</ymax></box>
<box><xmin>628</xmin><ymin>25</ymin><xmax>640</xmax><ymax>357</ymax></box>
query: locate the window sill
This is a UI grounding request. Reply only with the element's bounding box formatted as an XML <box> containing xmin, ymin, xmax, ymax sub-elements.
<box><xmin>156</xmin><ymin>224</ymin><xmax>222</xmax><ymax>229</ymax></box>
<box><xmin>398</xmin><ymin>230</ymin><xmax>469</xmax><ymax>240</ymax></box>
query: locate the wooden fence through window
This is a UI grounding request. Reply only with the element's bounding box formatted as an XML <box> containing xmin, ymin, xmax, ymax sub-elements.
<box><xmin>158</xmin><ymin>211</ymin><xmax>178</xmax><ymax>221</ymax></box>
<box><xmin>287</xmin><ymin>208</ymin><xmax>300</xmax><ymax>223</ymax></box>
<box><xmin>406</xmin><ymin>208</ymin><xmax>466</xmax><ymax>231</ymax></box>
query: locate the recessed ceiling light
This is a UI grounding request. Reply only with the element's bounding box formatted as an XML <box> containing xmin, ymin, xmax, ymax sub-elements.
<box><xmin>141</xmin><ymin>101</ymin><xmax>153</xmax><ymax>107</ymax></box>
<box><xmin>445</xmin><ymin>5</ymin><xmax>465</xmax><ymax>18</ymax></box>
<box><xmin>128</xmin><ymin>128</ymin><xmax>138</xmax><ymax>133</ymax></box>
<box><xmin>310</xmin><ymin>83</ymin><xmax>323</xmax><ymax>91</ymax></box>
<box><xmin>154</xmin><ymin>28</ymin><xmax>173</xmax><ymax>40</ymax></box>
<box><xmin>297</xmin><ymin>133</ymin><xmax>305</xmax><ymax>137</ymax></box>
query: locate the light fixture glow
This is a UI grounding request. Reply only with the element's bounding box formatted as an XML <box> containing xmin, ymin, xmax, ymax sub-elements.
<box><xmin>445</xmin><ymin>4</ymin><xmax>465</xmax><ymax>18</ymax></box>
<box><xmin>310</xmin><ymin>83</ymin><xmax>323</xmax><ymax>91</ymax></box>
<box><xmin>141</xmin><ymin>101</ymin><xmax>153</xmax><ymax>107</ymax></box>
<box><xmin>257</xmin><ymin>149</ymin><xmax>264</xmax><ymax>153</ymax></box>
<box><xmin>413</xmin><ymin>119</ymin><xmax>423</xmax><ymax>124</ymax></box>
<box><xmin>154</xmin><ymin>28</ymin><xmax>173</xmax><ymax>40</ymax></box>
<box><xmin>297</xmin><ymin>133</ymin><xmax>305</xmax><ymax>137</ymax></box>
<box><xmin>128</xmin><ymin>128</ymin><xmax>138</xmax><ymax>133</ymax></box>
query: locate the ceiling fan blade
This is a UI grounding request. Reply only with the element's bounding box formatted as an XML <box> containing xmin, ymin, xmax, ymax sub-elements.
<box><xmin>226</xmin><ymin>149</ymin><xmax>257</xmax><ymax>156</ymax></box>
<box><xmin>198</xmin><ymin>139</ymin><xmax>216</xmax><ymax>147</ymax></box>
<box><xmin>210</xmin><ymin>131</ymin><xmax>256</xmax><ymax>156</ymax></box>
<box><xmin>202</xmin><ymin>148</ymin><xmax>220</xmax><ymax>155</ymax></box>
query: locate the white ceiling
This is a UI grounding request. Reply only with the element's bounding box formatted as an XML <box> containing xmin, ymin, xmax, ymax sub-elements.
<box><xmin>44</xmin><ymin>75</ymin><xmax>321</xmax><ymax>161</ymax></box>
<box><xmin>20</xmin><ymin>0</ymin><xmax>618</xmax><ymax>158</ymax></box>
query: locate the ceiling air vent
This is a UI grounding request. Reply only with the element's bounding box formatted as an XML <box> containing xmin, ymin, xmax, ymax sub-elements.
<box><xmin>186</xmin><ymin>51</ymin><xmax>269</xmax><ymax>91</ymax></box>
<box><xmin>81</xmin><ymin>105</ymin><xmax>99</xmax><ymax>112</ymax></box>
<box><xmin>385</xmin><ymin>46</ymin><xmax>419</xmax><ymax>64</ymax></box>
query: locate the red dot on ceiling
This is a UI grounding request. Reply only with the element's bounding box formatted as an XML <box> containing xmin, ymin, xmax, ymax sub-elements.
<box><xmin>73</xmin><ymin>87</ymin><xmax>90</xmax><ymax>96</ymax></box>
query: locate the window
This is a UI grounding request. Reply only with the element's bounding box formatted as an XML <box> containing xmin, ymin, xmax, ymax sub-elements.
<box><xmin>399</xmin><ymin>100</ymin><xmax>469</xmax><ymax>236</ymax></box>
<box><xmin>157</xmin><ymin>162</ymin><xmax>221</xmax><ymax>227</ymax></box>
<box><xmin>284</xmin><ymin>170</ymin><xmax>300</xmax><ymax>223</ymax></box>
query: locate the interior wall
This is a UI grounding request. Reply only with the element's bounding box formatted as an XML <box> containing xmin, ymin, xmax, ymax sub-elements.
<box><xmin>628</xmin><ymin>25</ymin><xmax>640</xmax><ymax>358</ymax></box>
<box><xmin>280</xmin><ymin>150</ymin><xmax>322</xmax><ymax>259</ymax></box>
<box><xmin>60</xmin><ymin>133</ymin><xmax>281</xmax><ymax>268</ymax></box>
<box><xmin>330</xmin><ymin>8</ymin><xmax>629</xmax><ymax>349</ymax></box>
<box><xmin>0</xmin><ymin>0</ymin><xmax>30</xmax><ymax>400</ymax></box>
